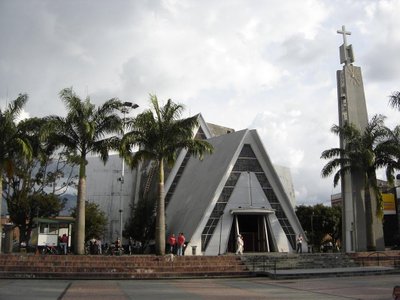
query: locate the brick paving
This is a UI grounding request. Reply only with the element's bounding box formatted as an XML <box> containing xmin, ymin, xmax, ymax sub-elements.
<box><xmin>1</xmin><ymin>275</ymin><xmax>399</xmax><ymax>299</ymax></box>
<box><xmin>61</xmin><ymin>282</ymin><xmax>129</xmax><ymax>300</ymax></box>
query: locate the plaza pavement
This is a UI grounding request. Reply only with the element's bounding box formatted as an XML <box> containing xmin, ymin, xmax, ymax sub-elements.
<box><xmin>0</xmin><ymin>274</ymin><xmax>399</xmax><ymax>300</ymax></box>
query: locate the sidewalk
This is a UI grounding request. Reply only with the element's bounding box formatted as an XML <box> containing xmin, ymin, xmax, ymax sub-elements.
<box><xmin>0</xmin><ymin>275</ymin><xmax>399</xmax><ymax>299</ymax></box>
<box><xmin>262</xmin><ymin>266</ymin><xmax>400</xmax><ymax>279</ymax></box>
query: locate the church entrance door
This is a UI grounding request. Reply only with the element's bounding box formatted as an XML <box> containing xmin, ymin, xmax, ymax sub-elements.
<box><xmin>228</xmin><ymin>214</ymin><xmax>273</xmax><ymax>253</ymax></box>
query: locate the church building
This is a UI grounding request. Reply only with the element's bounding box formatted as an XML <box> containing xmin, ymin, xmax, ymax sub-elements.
<box><xmin>85</xmin><ymin>114</ymin><xmax>307</xmax><ymax>255</ymax></box>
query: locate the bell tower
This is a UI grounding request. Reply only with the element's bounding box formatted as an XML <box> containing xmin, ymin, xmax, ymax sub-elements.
<box><xmin>336</xmin><ymin>25</ymin><xmax>384</xmax><ymax>252</ymax></box>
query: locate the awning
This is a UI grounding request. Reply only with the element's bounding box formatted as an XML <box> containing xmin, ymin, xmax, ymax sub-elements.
<box><xmin>33</xmin><ymin>217</ymin><xmax>75</xmax><ymax>224</ymax></box>
<box><xmin>230</xmin><ymin>207</ymin><xmax>275</xmax><ymax>215</ymax></box>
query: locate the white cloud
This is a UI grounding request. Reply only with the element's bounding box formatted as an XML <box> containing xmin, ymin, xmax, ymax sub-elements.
<box><xmin>1</xmin><ymin>0</ymin><xmax>399</xmax><ymax>206</ymax></box>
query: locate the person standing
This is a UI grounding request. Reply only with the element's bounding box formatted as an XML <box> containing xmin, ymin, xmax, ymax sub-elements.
<box><xmin>296</xmin><ymin>234</ymin><xmax>303</xmax><ymax>253</ymax></box>
<box><xmin>59</xmin><ymin>234</ymin><xmax>68</xmax><ymax>255</ymax></box>
<box><xmin>129</xmin><ymin>237</ymin><xmax>134</xmax><ymax>255</ymax></box>
<box><xmin>177</xmin><ymin>232</ymin><xmax>185</xmax><ymax>256</ymax></box>
<box><xmin>236</xmin><ymin>234</ymin><xmax>244</xmax><ymax>255</ymax></box>
<box><xmin>168</xmin><ymin>234</ymin><xmax>176</xmax><ymax>254</ymax></box>
<box><xmin>96</xmin><ymin>238</ymin><xmax>102</xmax><ymax>254</ymax></box>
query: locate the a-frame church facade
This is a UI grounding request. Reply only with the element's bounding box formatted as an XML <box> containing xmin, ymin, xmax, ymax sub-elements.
<box><xmin>86</xmin><ymin>114</ymin><xmax>307</xmax><ymax>255</ymax></box>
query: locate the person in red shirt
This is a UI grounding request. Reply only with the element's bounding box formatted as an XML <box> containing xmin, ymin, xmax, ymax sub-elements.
<box><xmin>168</xmin><ymin>234</ymin><xmax>176</xmax><ymax>254</ymax></box>
<box><xmin>59</xmin><ymin>234</ymin><xmax>68</xmax><ymax>255</ymax></box>
<box><xmin>177</xmin><ymin>232</ymin><xmax>185</xmax><ymax>256</ymax></box>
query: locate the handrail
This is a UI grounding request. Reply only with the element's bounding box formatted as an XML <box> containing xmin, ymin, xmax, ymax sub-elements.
<box><xmin>358</xmin><ymin>251</ymin><xmax>400</xmax><ymax>267</ymax></box>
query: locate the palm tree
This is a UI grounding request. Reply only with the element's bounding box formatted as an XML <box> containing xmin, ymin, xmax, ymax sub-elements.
<box><xmin>44</xmin><ymin>88</ymin><xmax>122</xmax><ymax>254</ymax></box>
<box><xmin>386</xmin><ymin>91</ymin><xmax>400</xmax><ymax>178</ymax></box>
<box><xmin>375</xmin><ymin>124</ymin><xmax>400</xmax><ymax>185</ymax></box>
<box><xmin>321</xmin><ymin>114</ymin><xmax>395</xmax><ymax>250</ymax></box>
<box><xmin>0</xmin><ymin>94</ymin><xmax>32</xmax><ymax>252</ymax></box>
<box><xmin>389</xmin><ymin>91</ymin><xmax>400</xmax><ymax>110</ymax></box>
<box><xmin>121</xmin><ymin>95</ymin><xmax>213</xmax><ymax>255</ymax></box>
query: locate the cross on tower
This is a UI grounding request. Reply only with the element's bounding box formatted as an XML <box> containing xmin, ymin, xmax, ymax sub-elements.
<box><xmin>337</xmin><ymin>25</ymin><xmax>354</xmax><ymax>65</ymax></box>
<box><xmin>337</xmin><ymin>25</ymin><xmax>351</xmax><ymax>47</ymax></box>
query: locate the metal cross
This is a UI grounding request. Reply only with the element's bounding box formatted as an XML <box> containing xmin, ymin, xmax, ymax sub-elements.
<box><xmin>337</xmin><ymin>25</ymin><xmax>351</xmax><ymax>48</ymax></box>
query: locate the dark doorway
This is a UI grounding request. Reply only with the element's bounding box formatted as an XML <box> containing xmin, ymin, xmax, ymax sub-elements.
<box><xmin>228</xmin><ymin>215</ymin><xmax>272</xmax><ymax>253</ymax></box>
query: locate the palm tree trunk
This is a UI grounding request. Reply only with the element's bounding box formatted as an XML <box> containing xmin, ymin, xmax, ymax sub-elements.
<box><xmin>76</xmin><ymin>162</ymin><xmax>86</xmax><ymax>254</ymax></box>
<box><xmin>366</xmin><ymin>172</ymin><xmax>384</xmax><ymax>251</ymax></box>
<box><xmin>0</xmin><ymin>172</ymin><xmax>3</xmax><ymax>253</ymax></box>
<box><xmin>365</xmin><ymin>184</ymin><xmax>376</xmax><ymax>251</ymax></box>
<box><xmin>155</xmin><ymin>159</ymin><xmax>165</xmax><ymax>255</ymax></box>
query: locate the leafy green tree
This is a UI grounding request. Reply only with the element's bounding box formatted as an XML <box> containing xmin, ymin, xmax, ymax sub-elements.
<box><xmin>0</xmin><ymin>94</ymin><xmax>32</xmax><ymax>252</ymax></box>
<box><xmin>321</xmin><ymin>114</ymin><xmax>396</xmax><ymax>250</ymax></box>
<box><xmin>8</xmin><ymin>192</ymin><xmax>65</xmax><ymax>244</ymax></box>
<box><xmin>43</xmin><ymin>88</ymin><xmax>122</xmax><ymax>254</ymax></box>
<box><xmin>71</xmin><ymin>201</ymin><xmax>107</xmax><ymax>242</ymax></box>
<box><xmin>296</xmin><ymin>204</ymin><xmax>341</xmax><ymax>251</ymax></box>
<box><xmin>124</xmin><ymin>192</ymin><xmax>156</xmax><ymax>251</ymax></box>
<box><xmin>3</xmin><ymin>117</ymin><xmax>77</xmax><ymax>244</ymax></box>
<box><xmin>121</xmin><ymin>95</ymin><xmax>214</xmax><ymax>255</ymax></box>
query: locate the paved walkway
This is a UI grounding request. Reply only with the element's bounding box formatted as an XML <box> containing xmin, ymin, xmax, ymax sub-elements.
<box><xmin>264</xmin><ymin>266</ymin><xmax>398</xmax><ymax>279</ymax></box>
<box><xmin>0</xmin><ymin>274</ymin><xmax>399</xmax><ymax>299</ymax></box>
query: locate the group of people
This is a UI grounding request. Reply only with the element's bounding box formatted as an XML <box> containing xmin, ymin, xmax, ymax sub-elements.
<box><xmin>128</xmin><ymin>237</ymin><xmax>142</xmax><ymax>255</ymax></box>
<box><xmin>168</xmin><ymin>232</ymin><xmax>186</xmax><ymax>255</ymax></box>
<box><xmin>61</xmin><ymin>233</ymin><xmax>307</xmax><ymax>255</ymax></box>
<box><xmin>85</xmin><ymin>237</ymin><xmax>143</xmax><ymax>255</ymax></box>
<box><xmin>88</xmin><ymin>237</ymin><xmax>103</xmax><ymax>254</ymax></box>
<box><xmin>168</xmin><ymin>232</ymin><xmax>245</xmax><ymax>256</ymax></box>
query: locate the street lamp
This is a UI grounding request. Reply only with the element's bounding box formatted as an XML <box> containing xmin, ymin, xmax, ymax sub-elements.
<box><xmin>311</xmin><ymin>211</ymin><xmax>314</xmax><ymax>252</ymax></box>
<box><xmin>247</xmin><ymin>171</ymin><xmax>253</xmax><ymax>206</ymax></box>
<box><xmin>118</xmin><ymin>101</ymin><xmax>139</xmax><ymax>243</ymax></box>
<box><xmin>218</xmin><ymin>210</ymin><xmax>224</xmax><ymax>255</ymax></box>
<box><xmin>395</xmin><ymin>174</ymin><xmax>400</xmax><ymax>238</ymax></box>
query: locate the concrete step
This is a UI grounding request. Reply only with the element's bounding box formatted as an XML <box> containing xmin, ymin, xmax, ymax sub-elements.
<box><xmin>241</xmin><ymin>253</ymin><xmax>360</xmax><ymax>272</ymax></box>
<box><xmin>263</xmin><ymin>266</ymin><xmax>400</xmax><ymax>280</ymax></box>
<box><xmin>240</xmin><ymin>252</ymin><xmax>400</xmax><ymax>279</ymax></box>
<box><xmin>0</xmin><ymin>254</ymin><xmax>252</xmax><ymax>279</ymax></box>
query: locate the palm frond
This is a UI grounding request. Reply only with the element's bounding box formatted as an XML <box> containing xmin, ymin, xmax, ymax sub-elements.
<box><xmin>6</xmin><ymin>94</ymin><xmax>28</xmax><ymax>120</ymax></box>
<box><xmin>389</xmin><ymin>91</ymin><xmax>400</xmax><ymax>111</ymax></box>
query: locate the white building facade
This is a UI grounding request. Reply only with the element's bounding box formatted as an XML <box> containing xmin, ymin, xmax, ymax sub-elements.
<box><xmin>86</xmin><ymin>115</ymin><xmax>307</xmax><ymax>254</ymax></box>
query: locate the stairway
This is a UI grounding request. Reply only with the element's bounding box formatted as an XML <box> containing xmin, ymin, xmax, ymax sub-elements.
<box><xmin>240</xmin><ymin>252</ymin><xmax>400</xmax><ymax>279</ymax></box>
<box><xmin>0</xmin><ymin>254</ymin><xmax>251</xmax><ymax>279</ymax></box>
<box><xmin>349</xmin><ymin>250</ymin><xmax>400</xmax><ymax>267</ymax></box>
<box><xmin>241</xmin><ymin>252</ymin><xmax>360</xmax><ymax>272</ymax></box>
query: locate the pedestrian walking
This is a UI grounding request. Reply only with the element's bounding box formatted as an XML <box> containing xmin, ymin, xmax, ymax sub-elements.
<box><xmin>168</xmin><ymin>234</ymin><xmax>176</xmax><ymax>254</ymax></box>
<box><xmin>236</xmin><ymin>234</ymin><xmax>244</xmax><ymax>255</ymax></box>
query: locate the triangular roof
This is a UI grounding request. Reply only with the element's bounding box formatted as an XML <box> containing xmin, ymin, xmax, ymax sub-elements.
<box><xmin>166</xmin><ymin>129</ymin><xmax>247</xmax><ymax>238</ymax></box>
<box><xmin>166</xmin><ymin>128</ymin><xmax>305</xmax><ymax>252</ymax></box>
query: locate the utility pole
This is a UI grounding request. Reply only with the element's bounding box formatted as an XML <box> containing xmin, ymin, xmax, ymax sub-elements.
<box><xmin>119</xmin><ymin>102</ymin><xmax>139</xmax><ymax>243</ymax></box>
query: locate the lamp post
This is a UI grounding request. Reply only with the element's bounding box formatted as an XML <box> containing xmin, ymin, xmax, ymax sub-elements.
<box><xmin>118</xmin><ymin>102</ymin><xmax>139</xmax><ymax>243</ymax></box>
<box><xmin>218</xmin><ymin>210</ymin><xmax>224</xmax><ymax>255</ymax></box>
<box><xmin>247</xmin><ymin>171</ymin><xmax>253</xmax><ymax>206</ymax></box>
<box><xmin>395</xmin><ymin>174</ymin><xmax>400</xmax><ymax>240</ymax></box>
<box><xmin>311</xmin><ymin>211</ymin><xmax>314</xmax><ymax>252</ymax></box>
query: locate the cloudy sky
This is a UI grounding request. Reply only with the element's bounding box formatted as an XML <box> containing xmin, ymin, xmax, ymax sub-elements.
<box><xmin>1</xmin><ymin>0</ymin><xmax>400</xmax><ymax>206</ymax></box>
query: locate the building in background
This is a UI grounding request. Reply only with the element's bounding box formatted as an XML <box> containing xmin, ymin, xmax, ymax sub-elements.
<box><xmin>331</xmin><ymin>178</ymin><xmax>399</xmax><ymax>248</ymax></box>
<box><xmin>86</xmin><ymin>114</ymin><xmax>306</xmax><ymax>255</ymax></box>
